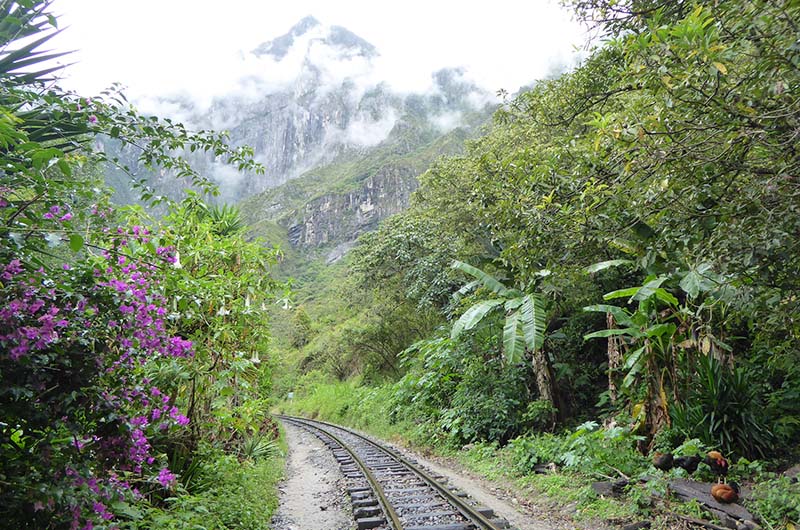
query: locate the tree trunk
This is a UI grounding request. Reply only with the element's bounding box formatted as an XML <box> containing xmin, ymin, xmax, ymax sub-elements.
<box><xmin>531</xmin><ymin>347</ymin><xmax>561</xmax><ymax>420</ymax></box>
<box><xmin>607</xmin><ymin>312</ymin><xmax>622</xmax><ymax>403</ymax></box>
<box><xmin>643</xmin><ymin>359</ymin><xmax>670</xmax><ymax>452</ymax></box>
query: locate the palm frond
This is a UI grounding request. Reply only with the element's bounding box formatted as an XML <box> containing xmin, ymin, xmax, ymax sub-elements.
<box><xmin>0</xmin><ymin>1</ymin><xmax>70</xmax><ymax>86</ymax></box>
<box><xmin>451</xmin><ymin>298</ymin><xmax>504</xmax><ymax>339</ymax></box>
<box><xmin>451</xmin><ymin>260</ymin><xmax>519</xmax><ymax>297</ymax></box>
<box><xmin>502</xmin><ymin>310</ymin><xmax>526</xmax><ymax>364</ymax></box>
<box><xmin>519</xmin><ymin>294</ymin><xmax>545</xmax><ymax>351</ymax></box>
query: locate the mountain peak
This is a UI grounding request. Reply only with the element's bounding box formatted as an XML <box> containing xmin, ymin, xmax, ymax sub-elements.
<box><xmin>327</xmin><ymin>25</ymin><xmax>377</xmax><ymax>58</ymax></box>
<box><xmin>252</xmin><ymin>16</ymin><xmax>322</xmax><ymax>59</ymax></box>
<box><xmin>252</xmin><ymin>17</ymin><xmax>376</xmax><ymax>61</ymax></box>
<box><xmin>291</xmin><ymin>16</ymin><xmax>321</xmax><ymax>36</ymax></box>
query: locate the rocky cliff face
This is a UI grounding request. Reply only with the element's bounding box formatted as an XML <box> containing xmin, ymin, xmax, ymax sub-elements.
<box><xmin>286</xmin><ymin>164</ymin><xmax>418</xmax><ymax>248</ymax></box>
<box><xmin>109</xmin><ymin>17</ymin><xmax>494</xmax><ymax>252</ymax></box>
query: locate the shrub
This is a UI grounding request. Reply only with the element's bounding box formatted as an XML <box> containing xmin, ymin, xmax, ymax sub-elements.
<box><xmin>747</xmin><ymin>476</ymin><xmax>800</xmax><ymax>528</ymax></box>
<box><xmin>671</xmin><ymin>355</ymin><xmax>774</xmax><ymax>459</ymax></box>
<box><xmin>135</xmin><ymin>448</ymin><xmax>284</xmax><ymax>530</ymax></box>
<box><xmin>560</xmin><ymin>421</ymin><xmax>648</xmax><ymax>477</ymax></box>
<box><xmin>506</xmin><ymin>433</ymin><xmax>565</xmax><ymax>474</ymax></box>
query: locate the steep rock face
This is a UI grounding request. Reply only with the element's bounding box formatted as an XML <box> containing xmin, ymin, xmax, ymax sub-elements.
<box><xmin>109</xmin><ymin>17</ymin><xmax>493</xmax><ymax>203</ymax></box>
<box><xmin>239</xmin><ymin>108</ymin><xmax>490</xmax><ymax>253</ymax></box>
<box><xmin>285</xmin><ymin>164</ymin><xmax>418</xmax><ymax>248</ymax></box>
<box><xmin>110</xmin><ymin>17</ymin><xmax>496</xmax><ymax>259</ymax></box>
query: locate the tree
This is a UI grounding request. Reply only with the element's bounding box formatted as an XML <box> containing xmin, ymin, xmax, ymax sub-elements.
<box><xmin>450</xmin><ymin>261</ymin><xmax>558</xmax><ymax>414</ymax></box>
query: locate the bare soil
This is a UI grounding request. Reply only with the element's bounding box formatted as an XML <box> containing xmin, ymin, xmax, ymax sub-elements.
<box><xmin>271</xmin><ymin>422</ymin><xmax>354</xmax><ymax>530</ymax></box>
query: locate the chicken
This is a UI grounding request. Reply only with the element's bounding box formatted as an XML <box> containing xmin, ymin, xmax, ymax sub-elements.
<box><xmin>704</xmin><ymin>450</ymin><xmax>729</xmax><ymax>483</ymax></box>
<box><xmin>673</xmin><ymin>454</ymin><xmax>701</xmax><ymax>474</ymax></box>
<box><xmin>652</xmin><ymin>452</ymin><xmax>674</xmax><ymax>471</ymax></box>
<box><xmin>711</xmin><ymin>481</ymin><xmax>739</xmax><ymax>503</ymax></box>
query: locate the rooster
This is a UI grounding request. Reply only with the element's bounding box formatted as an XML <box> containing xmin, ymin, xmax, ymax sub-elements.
<box><xmin>704</xmin><ymin>450</ymin><xmax>729</xmax><ymax>483</ymax></box>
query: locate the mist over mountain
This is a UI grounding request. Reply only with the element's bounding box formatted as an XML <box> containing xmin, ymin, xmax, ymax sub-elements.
<box><xmin>108</xmin><ymin>17</ymin><xmax>497</xmax><ymax>206</ymax></box>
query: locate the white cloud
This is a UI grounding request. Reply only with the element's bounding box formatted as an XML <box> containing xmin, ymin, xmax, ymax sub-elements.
<box><xmin>429</xmin><ymin>111</ymin><xmax>463</xmax><ymax>134</ymax></box>
<box><xmin>342</xmin><ymin>108</ymin><xmax>398</xmax><ymax>147</ymax></box>
<box><xmin>209</xmin><ymin>162</ymin><xmax>245</xmax><ymax>201</ymax></box>
<box><xmin>50</xmin><ymin>0</ymin><xmax>589</xmax><ymax>104</ymax></box>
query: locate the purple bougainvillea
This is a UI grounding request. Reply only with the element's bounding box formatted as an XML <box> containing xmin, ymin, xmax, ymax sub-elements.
<box><xmin>0</xmin><ymin>224</ymin><xmax>192</xmax><ymax>528</ymax></box>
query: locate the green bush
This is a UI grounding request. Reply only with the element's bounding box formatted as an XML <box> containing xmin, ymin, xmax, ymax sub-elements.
<box><xmin>671</xmin><ymin>355</ymin><xmax>774</xmax><ymax>459</ymax></box>
<box><xmin>747</xmin><ymin>476</ymin><xmax>800</xmax><ymax>528</ymax></box>
<box><xmin>559</xmin><ymin>421</ymin><xmax>647</xmax><ymax>478</ymax></box>
<box><xmin>132</xmin><ymin>447</ymin><xmax>284</xmax><ymax>529</ymax></box>
<box><xmin>506</xmin><ymin>433</ymin><xmax>565</xmax><ymax>474</ymax></box>
<box><xmin>389</xmin><ymin>335</ymin><xmax>536</xmax><ymax>447</ymax></box>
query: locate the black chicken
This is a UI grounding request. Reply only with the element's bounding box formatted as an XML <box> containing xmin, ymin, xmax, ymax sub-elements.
<box><xmin>652</xmin><ymin>452</ymin><xmax>674</xmax><ymax>471</ymax></box>
<box><xmin>673</xmin><ymin>454</ymin><xmax>701</xmax><ymax>474</ymax></box>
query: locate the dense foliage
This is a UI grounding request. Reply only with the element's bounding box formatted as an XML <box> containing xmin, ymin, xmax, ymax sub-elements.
<box><xmin>0</xmin><ymin>2</ymin><xmax>281</xmax><ymax>527</ymax></box>
<box><xmin>288</xmin><ymin>0</ymin><xmax>800</xmax><ymax>472</ymax></box>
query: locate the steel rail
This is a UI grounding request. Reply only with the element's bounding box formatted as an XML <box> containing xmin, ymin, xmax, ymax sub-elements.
<box><xmin>280</xmin><ymin>415</ymin><xmax>404</xmax><ymax>530</ymax></box>
<box><xmin>279</xmin><ymin>414</ymin><xmax>505</xmax><ymax>530</ymax></box>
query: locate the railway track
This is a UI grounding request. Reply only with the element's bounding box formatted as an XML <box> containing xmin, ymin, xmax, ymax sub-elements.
<box><xmin>278</xmin><ymin>415</ymin><xmax>516</xmax><ymax>530</ymax></box>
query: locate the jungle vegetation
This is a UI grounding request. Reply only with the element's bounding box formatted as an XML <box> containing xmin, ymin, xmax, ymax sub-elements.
<box><xmin>280</xmin><ymin>0</ymin><xmax>800</xmax><ymax>525</ymax></box>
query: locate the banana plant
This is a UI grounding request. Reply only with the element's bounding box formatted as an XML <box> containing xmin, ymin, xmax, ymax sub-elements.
<box><xmin>583</xmin><ymin>275</ymin><xmax>684</xmax><ymax>443</ymax></box>
<box><xmin>584</xmin><ymin>275</ymin><xmax>679</xmax><ymax>389</ymax></box>
<box><xmin>450</xmin><ymin>260</ymin><xmax>556</xmax><ymax>410</ymax></box>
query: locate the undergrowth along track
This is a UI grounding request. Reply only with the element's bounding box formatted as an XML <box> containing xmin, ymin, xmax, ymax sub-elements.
<box><xmin>279</xmin><ymin>414</ymin><xmax>515</xmax><ymax>530</ymax></box>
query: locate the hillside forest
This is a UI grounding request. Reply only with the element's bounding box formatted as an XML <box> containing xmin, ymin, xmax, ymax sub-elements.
<box><xmin>1</xmin><ymin>0</ymin><xmax>799</xmax><ymax>529</ymax></box>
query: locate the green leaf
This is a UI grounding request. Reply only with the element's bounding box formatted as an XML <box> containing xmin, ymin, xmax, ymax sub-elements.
<box><xmin>502</xmin><ymin>311</ymin><xmax>525</xmax><ymax>364</ymax></box>
<box><xmin>584</xmin><ymin>327</ymin><xmax>640</xmax><ymax>340</ymax></box>
<box><xmin>622</xmin><ymin>347</ymin><xmax>647</xmax><ymax>388</ymax></box>
<box><xmin>644</xmin><ymin>323</ymin><xmax>676</xmax><ymax>338</ymax></box>
<box><xmin>582</xmin><ymin>304</ymin><xmax>634</xmax><ymax>326</ymax></box>
<box><xmin>451</xmin><ymin>260</ymin><xmax>513</xmax><ymax>296</ymax></box>
<box><xmin>56</xmin><ymin>158</ymin><xmax>71</xmax><ymax>176</ymax></box>
<box><xmin>652</xmin><ymin>288</ymin><xmax>679</xmax><ymax>306</ymax></box>
<box><xmin>632</xmin><ymin>277</ymin><xmax>668</xmax><ymax>301</ymax></box>
<box><xmin>451</xmin><ymin>299</ymin><xmax>504</xmax><ymax>339</ymax></box>
<box><xmin>679</xmin><ymin>267</ymin><xmax>715</xmax><ymax>298</ymax></box>
<box><xmin>30</xmin><ymin>147</ymin><xmax>61</xmax><ymax>170</ymax></box>
<box><xmin>453</xmin><ymin>279</ymin><xmax>480</xmax><ymax>302</ymax></box>
<box><xmin>68</xmin><ymin>234</ymin><xmax>83</xmax><ymax>252</ymax></box>
<box><xmin>585</xmin><ymin>259</ymin><xmax>633</xmax><ymax>273</ymax></box>
<box><xmin>504</xmin><ymin>298</ymin><xmax>523</xmax><ymax>311</ymax></box>
<box><xmin>603</xmin><ymin>286</ymin><xmax>641</xmax><ymax>300</ymax></box>
<box><xmin>111</xmin><ymin>501</ymin><xmax>143</xmax><ymax>520</ymax></box>
<box><xmin>519</xmin><ymin>294</ymin><xmax>545</xmax><ymax>351</ymax></box>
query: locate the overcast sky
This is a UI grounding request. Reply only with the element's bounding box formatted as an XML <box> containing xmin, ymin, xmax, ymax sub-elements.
<box><xmin>49</xmin><ymin>1</ymin><xmax>589</xmax><ymax>104</ymax></box>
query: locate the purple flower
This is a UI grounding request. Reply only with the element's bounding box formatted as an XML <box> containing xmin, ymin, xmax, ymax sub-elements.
<box><xmin>92</xmin><ymin>501</ymin><xmax>113</xmax><ymax>520</ymax></box>
<box><xmin>157</xmin><ymin>467</ymin><xmax>177</xmax><ymax>488</ymax></box>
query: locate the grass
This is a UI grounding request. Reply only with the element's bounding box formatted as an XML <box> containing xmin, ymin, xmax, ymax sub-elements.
<box><xmin>126</xmin><ymin>437</ymin><xmax>286</xmax><ymax>530</ymax></box>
